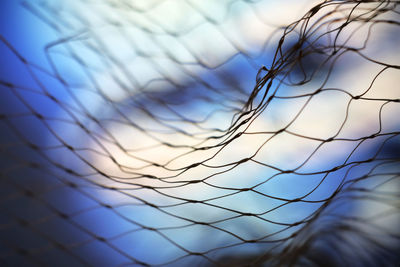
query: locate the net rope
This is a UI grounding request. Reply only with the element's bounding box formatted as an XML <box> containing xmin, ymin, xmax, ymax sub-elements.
<box><xmin>0</xmin><ymin>0</ymin><xmax>399</xmax><ymax>266</ymax></box>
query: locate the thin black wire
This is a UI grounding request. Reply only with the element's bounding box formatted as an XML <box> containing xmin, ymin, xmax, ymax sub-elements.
<box><xmin>0</xmin><ymin>0</ymin><xmax>399</xmax><ymax>266</ymax></box>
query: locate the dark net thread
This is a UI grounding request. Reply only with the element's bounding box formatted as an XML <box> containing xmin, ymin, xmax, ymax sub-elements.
<box><xmin>0</xmin><ymin>0</ymin><xmax>399</xmax><ymax>266</ymax></box>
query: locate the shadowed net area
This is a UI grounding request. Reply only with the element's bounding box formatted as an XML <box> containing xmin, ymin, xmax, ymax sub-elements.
<box><xmin>0</xmin><ymin>0</ymin><xmax>399</xmax><ymax>266</ymax></box>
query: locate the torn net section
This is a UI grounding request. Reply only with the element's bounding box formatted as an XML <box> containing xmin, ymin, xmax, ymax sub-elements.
<box><xmin>0</xmin><ymin>0</ymin><xmax>399</xmax><ymax>266</ymax></box>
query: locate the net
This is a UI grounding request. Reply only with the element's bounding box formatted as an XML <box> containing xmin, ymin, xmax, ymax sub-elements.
<box><xmin>0</xmin><ymin>0</ymin><xmax>399</xmax><ymax>266</ymax></box>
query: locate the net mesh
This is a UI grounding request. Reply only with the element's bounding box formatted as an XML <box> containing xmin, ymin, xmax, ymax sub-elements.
<box><xmin>0</xmin><ymin>0</ymin><xmax>399</xmax><ymax>266</ymax></box>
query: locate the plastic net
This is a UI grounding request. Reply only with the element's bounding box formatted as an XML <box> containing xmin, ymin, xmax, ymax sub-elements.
<box><xmin>0</xmin><ymin>0</ymin><xmax>399</xmax><ymax>266</ymax></box>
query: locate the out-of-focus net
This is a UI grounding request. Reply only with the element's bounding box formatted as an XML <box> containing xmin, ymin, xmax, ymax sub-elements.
<box><xmin>0</xmin><ymin>0</ymin><xmax>399</xmax><ymax>266</ymax></box>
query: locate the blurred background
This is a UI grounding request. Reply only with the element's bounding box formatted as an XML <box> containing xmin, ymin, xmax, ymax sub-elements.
<box><xmin>0</xmin><ymin>0</ymin><xmax>399</xmax><ymax>266</ymax></box>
